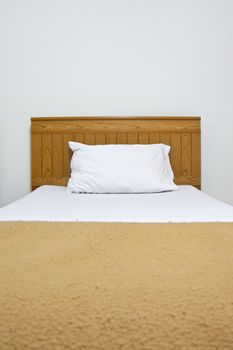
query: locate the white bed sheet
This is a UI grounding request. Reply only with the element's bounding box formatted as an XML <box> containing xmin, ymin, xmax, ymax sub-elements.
<box><xmin>0</xmin><ymin>185</ymin><xmax>232</xmax><ymax>222</ymax></box>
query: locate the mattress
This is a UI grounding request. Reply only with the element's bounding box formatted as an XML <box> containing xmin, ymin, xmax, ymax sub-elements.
<box><xmin>0</xmin><ymin>185</ymin><xmax>232</xmax><ymax>222</ymax></box>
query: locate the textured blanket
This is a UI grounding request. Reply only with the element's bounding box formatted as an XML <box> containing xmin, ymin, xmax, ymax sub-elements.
<box><xmin>0</xmin><ymin>222</ymin><xmax>233</xmax><ymax>350</ymax></box>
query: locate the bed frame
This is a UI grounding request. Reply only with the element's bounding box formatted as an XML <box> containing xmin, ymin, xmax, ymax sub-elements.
<box><xmin>31</xmin><ymin>116</ymin><xmax>201</xmax><ymax>190</ymax></box>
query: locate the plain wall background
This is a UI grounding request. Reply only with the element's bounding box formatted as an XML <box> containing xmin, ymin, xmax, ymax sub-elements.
<box><xmin>0</xmin><ymin>0</ymin><xmax>233</xmax><ymax>207</ymax></box>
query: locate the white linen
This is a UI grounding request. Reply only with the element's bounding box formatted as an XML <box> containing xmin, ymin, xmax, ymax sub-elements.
<box><xmin>0</xmin><ymin>185</ymin><xmax>232</xmax><ymax>222</ymax></box>
<box><xmin>68</xmin><ymin>142</ymin><xmax>177</xmax><ymax>193</ymax></box>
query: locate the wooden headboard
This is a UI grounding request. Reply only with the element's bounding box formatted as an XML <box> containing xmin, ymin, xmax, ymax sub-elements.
<box><xmin>31</xmin><ymin>116</ymin><xmax>201</xmax><ymax>190</ymax></box>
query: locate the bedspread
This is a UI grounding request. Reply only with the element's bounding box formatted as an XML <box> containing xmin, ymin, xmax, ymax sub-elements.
<box><xmin>0</xmin><ymin>222</ymin><xmax>233</xmax><ymax>350</ymax></box>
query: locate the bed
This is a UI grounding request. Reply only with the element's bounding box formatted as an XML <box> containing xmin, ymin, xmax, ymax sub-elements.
<box><xmin>0</xmin><ymin>116</ymin><xmax>233</xmax><ymax>350</ymax></box>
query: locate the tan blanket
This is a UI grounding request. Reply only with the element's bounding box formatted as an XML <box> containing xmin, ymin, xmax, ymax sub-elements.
<box><xmin>0</xmin><ymin>222</ymin><xmax>233</xmax><ymax>350</ymax></box>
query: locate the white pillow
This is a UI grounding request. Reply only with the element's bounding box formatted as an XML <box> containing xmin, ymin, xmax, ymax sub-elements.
<box><xmin>67</xmin><ymin>142</ymin><xmax>177</xmax><ymax>193</ymax></box>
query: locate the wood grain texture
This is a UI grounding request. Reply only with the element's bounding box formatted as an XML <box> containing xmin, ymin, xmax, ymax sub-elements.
<box><xmin>63</xmin><ymin>134</ymin><xmax>74</xmax><ymax>177</ymax></box>
<box><xmin>181</xmin><ymin>133</ymin><xmax>192</xmax><ymax>176</ymax></box>
<box><xmin>117</xmin><ymin>133</ymin><xmax>128</xmax><ymax>144</ymax></box>
<box><xmin>192</xmin><ymin>133</ymin><xmax>201</xmax><ymax>177</ymax></box>
<box><xmin>31</xmin><ymin>134</ymin><xmax>42</xmax><ymax>178</ymax></box>
<box><xmin>170</xmin><ymin>133</ymin><xmax>181</xmax><ymax>178</ymax></box>
<box><xmin>52</xmin><ymin>134</ymin><xmax>63</xmax><ymax>178</ymax></box>
<box><xmin>138</xmin><ymin>133</ymin><xmax>149</xmax><ymax>144</ymax></box>
<box><xmin>85</xmin><ymin>134</ymin><xmax>95</xmax><ymax>145</ymax></box>
<box><xmin>31</xmin><ymin>118</ymin><xmax>200</xmax><ymax>134</ymax></box>
<box><xmin>159</xmin><ymin>133</ymin><xmax>170</xmax><ymax>145</ymax></box>
<box><xmin>149</xmin><ymin>133</ymin><xmax>160</xmax><ymax>144</ymax></box>
<box><xmin>128</xmin><ymin>133</ymin><xmax>138</xmax><ymax>144</ymax></box>
<box><xmin>74</xmin><ymin>134</ymin><xmax>85</xmax><ymax>143</ymax></box>
<box><xmin>42</xmin><ymin>134</ymin><xmax>52</xmax><ymax>179</ymax></box>
<box><xmin>95</xmin><ymin>133</ymin><xmax>106</xmax><ymax>145</ymax></box>
<box><xmin>106</xmin><ymin>133</ymin><xmax>117</xmax><ymax>144</ymax></box>
<box><xmin>31</xmin><ymin>117</ymin><xmax>201</xmax><ymax>189</ymax></box>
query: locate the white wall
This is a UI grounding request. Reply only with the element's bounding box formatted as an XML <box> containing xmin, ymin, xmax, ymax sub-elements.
<box><xmin>0</xmin><ymin>0</ymin><xmax>233</xmax><ymax>206</ymax></box>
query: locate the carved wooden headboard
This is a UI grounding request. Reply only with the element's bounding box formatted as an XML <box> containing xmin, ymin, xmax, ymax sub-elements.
<box><xmin>31</xmin><ymin>116</ymin><xmax>201</xmax><ymax>190</ymax></box>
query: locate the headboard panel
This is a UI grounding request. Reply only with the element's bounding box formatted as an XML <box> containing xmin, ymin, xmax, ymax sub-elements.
<box><xmin>31</xmin><ymin>117</ymin><xmax>201</xmax><ymax>190</ymax></box>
